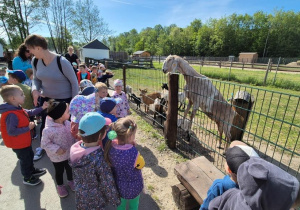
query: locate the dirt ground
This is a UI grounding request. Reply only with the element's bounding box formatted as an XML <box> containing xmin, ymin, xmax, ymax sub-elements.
<box><xmin>132</xmin><ymin>112</ymin><xmax>184</xmax><ymax>210</ymax></box>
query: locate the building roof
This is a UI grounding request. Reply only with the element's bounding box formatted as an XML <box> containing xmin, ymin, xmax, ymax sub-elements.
<box><xmin>239</xmin><ymin>52</ymin><xmax>258</xmax><ymax>55</ymax></box>
<box><xmin>133</xmin><ymin>51</ymin><xmax>149</xmax><ymax>55</ymax></box>
<box><xmin>82</xmin><ymin>39</ymin><xmax>109</xmax><ymax>50</ymax></box>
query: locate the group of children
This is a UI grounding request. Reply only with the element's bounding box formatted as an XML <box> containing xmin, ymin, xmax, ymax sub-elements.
<box><xmin>74</xmin><ymin>62</ymin><xmax>114</xmax><ymax>86</ymax></box>
<box><xmin>0</xmin><ymin>65</ymin><xmax>143</xmax><ymax>209</ymax></box>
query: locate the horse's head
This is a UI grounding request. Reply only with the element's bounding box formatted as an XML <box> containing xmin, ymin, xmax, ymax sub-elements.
<box><xmin>162</xmin><ymin>55</ymin><xmax>178</xmax><ymax>74</ymax></box>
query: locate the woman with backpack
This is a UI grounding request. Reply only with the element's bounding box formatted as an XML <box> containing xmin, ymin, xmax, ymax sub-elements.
<box><xmin>24</xmin><ymin>34</ymin><xmax>79</xmax><ymax>161</ymax></box>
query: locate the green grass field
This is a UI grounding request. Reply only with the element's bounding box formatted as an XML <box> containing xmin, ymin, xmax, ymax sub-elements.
<box><xmin>111</xmin><ymin>64</ymin><xmax>300</xmax><ymax>156</ymax></box>
<box><xmin>153</xmin><ymin>61</ymin><xmax>300</xmax><ymax>91</ymax></box>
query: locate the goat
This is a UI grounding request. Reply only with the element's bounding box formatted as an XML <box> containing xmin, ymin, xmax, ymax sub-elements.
<box><xmin>131</xmin><ymin>93</ymin><xmax>141</xmax><ymax>110</ymax></box>
<box><xmin>126</xmin><ymin>85</ymin><xmax>132</xmax><ymax>98</ymax></box>
<box><xmin>161</xmin><ymin>83</ymin><xmax>186</xmax><ymax>110</ymax></box>
<box><xmin>139</xmin><ymin>89</ymin><xmax>161</xmax><ymax>113</ymax></box>
<box><xmin>162</xmin><ymin>55</ymin><xmax>244</xmax><ymax>149</ymax></box>
<box><xmin>153</xmin><ymin>97</ymin><xmax>167</xmax><ymax>126</ymax></box>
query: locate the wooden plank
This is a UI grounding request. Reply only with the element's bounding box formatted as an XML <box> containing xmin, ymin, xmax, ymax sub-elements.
<box><xmin>175</xmin><ymin>157</ymin><xmax>224</xmax><ymax>205</ymax></box>
<box><xmin>172</xmin><ymin>184</ymin><xmax>200</xmax><ymax>210</ymax></box>
<box><xmin>191</xmin><ymin>157</ymin><xmax>224</xmax><ymax>181</ymax></box>
<box><xmin>175</xmin><ymin>160</ymin><xmax>212</xmax><ymax>204</ymax></box>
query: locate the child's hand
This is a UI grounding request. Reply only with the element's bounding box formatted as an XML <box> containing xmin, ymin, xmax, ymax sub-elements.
<box><xmin>42</xmin><ymin>101</ymin><xmax>49</xmax><ymax>110</ymax></box>
<box><xmin>56</xmin><ymin>148</ymin><xmax>66</xmax><ymax>155</ymax></box>
<box><xmin>127</xmin><ymin>110</ymin><xmax>132</xmax><ymax>115</ymax></box>
<box><xmin>28</xmin><ymin>122</ymin><xmax>35</xmax><ymax>130</ymax></box>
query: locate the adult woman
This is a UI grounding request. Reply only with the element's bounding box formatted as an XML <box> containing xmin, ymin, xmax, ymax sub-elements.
<box><xmin>65</xmin><ymin>46</ymin><xmax>80</xmax><ymax>66</ymax></box>
<box><xmin>12</xmin><ymin>44</ymin><xmax>32</xmax><ymax>74</ymax></box>
<box><xmin>24</xmin><ymin>34</ymin><xmax>79</xmax><ymax>160</ymax></box>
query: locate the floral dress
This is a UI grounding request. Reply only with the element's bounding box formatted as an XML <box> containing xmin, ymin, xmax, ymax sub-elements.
<box><xmin>112</xmin><ymin>91</ymin><xmax>129</xmax><ymax>118</ymax></box>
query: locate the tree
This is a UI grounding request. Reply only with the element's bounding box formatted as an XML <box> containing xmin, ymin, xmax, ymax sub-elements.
<box><xmin>0</xmin><ymin>0</ymin><xmax>40</xmax><ymax>48</ymax></box>
<box><xmin>72</xmin><ymin>0</ymin><xmax>112</xmax><ymax>43</ymax></box>
<box><xmin>39</xmin><ymin>0</ymin><xmax>73</xmax><ymax>53</ymax></box>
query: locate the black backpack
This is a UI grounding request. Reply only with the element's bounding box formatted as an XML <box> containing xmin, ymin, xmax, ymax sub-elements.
<box><xmin>33</xmin><ymin>56</ymin><xmax>64</xmax><ymax>76</ymax></box>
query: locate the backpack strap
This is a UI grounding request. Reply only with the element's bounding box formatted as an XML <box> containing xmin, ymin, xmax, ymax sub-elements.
<box><xmin>33</xmin><ymin>57</ymin><xmax>38</xmax><ymax>70</ymax></box>
<box><xmin>33</xmin><ymin>56</ymin><xmax>64</xmax><ymax>77</ymax></box>
<box><xmin>56</xmin><ymin>55</ymin><xmax>64</xmax><ymax>76</ymax></box>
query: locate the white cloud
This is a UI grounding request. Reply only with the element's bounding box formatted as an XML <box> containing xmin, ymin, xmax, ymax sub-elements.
<box><xmin>109</xmin><ymin>0</ymin><xmax>134</xmax><ymax>5</ymax></box>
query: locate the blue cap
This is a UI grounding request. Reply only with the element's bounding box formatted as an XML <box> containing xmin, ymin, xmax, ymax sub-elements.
<box><xmin>100</xmin><ymin>97</ymin><xmax>122</xmax><ymax>113</ymax></box>
<box><xmin>80</xmin><ymin>86</ymin><xmax>95</xmax><ymax>96</ymax></box>
<box><xmin>7</xmin><ymin>70</ymin><xmax>26</xmax><ymax>82</ymax></box>
<box><xmin>79</xmin><ymin>112</ymin><xmax>111</xmax><ymax>136</ymax></box>
<box><xmin>0</xmin><ymin>76</ymin><xmax>8</xmax><ymax>84</ymax></box>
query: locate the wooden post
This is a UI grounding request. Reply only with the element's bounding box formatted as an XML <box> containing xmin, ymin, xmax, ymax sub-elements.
<box><xmin>164</xmin><ymin>73</ymin><xmax>178</xmax><ymax>149</ymax></box>
<box><xmin>264</xmin><ymin>58</ymin><xmax>271</xmax><ymax>86</ymax></box>
<box><xmin>159</xmin><ymin>55</ymin><xmax>160</xmax><ymax>64</ymax></box>
<box><xmin>273</xmin><ymin>57</ymin><xmax>281</xmax><ymax>85</ymax></box>
<box><xmin>122</xmin><ymin>65</ymin><xmax>126</xmax><ymax>93</ymax></box>
<box><xmin>219</xmin><ymin>60</ymin><xmax>221</xmax><ymax>68</ymax></box>
<box><xmin>242</xmin><ymin>61</ymin><xmax>245</xmax><ymax>70</ymax></box>
<box><xmin>228</xmin><ymin>60</ymin><xmax>233</xmax><ymax>81</ymax></box>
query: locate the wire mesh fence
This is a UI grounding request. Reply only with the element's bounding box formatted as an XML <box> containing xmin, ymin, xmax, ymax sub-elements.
<box><xmin>176</xmin><ymin>74</ymin><xmax>300</xmax><ymax>179</ymax></box>
<box><xmin>109</xmin><ymin>63</ymin><xmax>300</xmax><ymax>180</ymax></box>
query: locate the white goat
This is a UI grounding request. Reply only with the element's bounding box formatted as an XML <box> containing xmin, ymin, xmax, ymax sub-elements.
<box><xmin>126</xmin><ymin>85</ymin><xmax>132</xmax><ymax>97</ymax></box>
<box><xmin>161</xmin><ymin>83</ymin><xmax>186</xmax><ymax>109</ymax></box>
<box><xmin>162</xmin><ymin>55</ymin><xmax>244</xmax><ymax>148</ymax></box>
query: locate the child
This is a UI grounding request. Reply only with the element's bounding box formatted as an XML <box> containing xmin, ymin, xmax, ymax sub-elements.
<box><xmin>90</xmin><ymin>66</ymin><xmax>98</xmax><ymax>85</ymax></box>
<box><xmin>77</xmin><ymin>64</ymin><xmax>91</xmax><ymax>84</ymax></box>
<box><xmin>0</xmin><ymin>76</ymin><xmax>9</xmax><ymax>88</ymax></box>
<box><xmin>70</xmin><ymin>112</ymin><xmax>120</xmax><ymax>209</ymax></box>
<box><xmin>7</xmin><ymin>70</ymin><xmax>37</xmax><ymax>139</ymax></box>
<box><xmin>41</xmin><ymin>100</ymin><xmax>75</xmax><ymax>198</ymax></box>
<box><xmin>200</xmin><ymin>141</ymin><xmax>259</xmax><ymax>210</ymax></box>
<box><xmin>0</xmin><ymin>67</ymin><xmax>6</xmax><ymax>76</ymax></box>
<box><xmin>7</xmin><ymin>70</ymin><xmax>33</xmax><ymax>110</ymax></box>
<box><xmin>98</xmin><ymin>97</ymin><xmax>121</xmax><ymax>123</ymax></box>
<box><xmin>0</xmin><ymin>85</ymin><xmax>48</xmax><ymax>185</ymax></box>
<box><xmin>209</xmin><ymin>155</ymin><xmax>299</xmax><ymax>210</ymax></box>
<box><xmin>69</xmin><ymin>82</ymin><xmax>109</xmax><ymax>139</ymax></box>
<box><xmin>112</xmin><ymin>79</ymin><xmax>130</xmax><ymax>118</ymax></box>
<box><xmin>104</xmin><ymin>117</ymin><xmax>145</xmax><ymax>210</ymax></box>
<box><xmin>24</xmin><ymin>68</ymin><xmax>33</xmax><ymax>87</ymax></box>
<box><xmin>79</xmin><ymin>79</ymin><xmax>94</xmax><ymax>93</ymax></box>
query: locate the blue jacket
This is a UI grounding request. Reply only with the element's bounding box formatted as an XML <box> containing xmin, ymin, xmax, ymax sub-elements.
<box><xmin>200</xmin><ymin>175</ymin><xmax>237</xmax><ymax>210</ymax></box>
<box><xmin>12</xmin><ymin>56</ymin><xmax>32</xmax><ymax>73</ymax></box>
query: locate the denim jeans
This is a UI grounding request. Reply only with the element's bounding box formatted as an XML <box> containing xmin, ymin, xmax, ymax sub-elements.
<box><xmin>12</xmin><ymin>146</ymin><xmax>35</xmax><ymax>179</ymax></box>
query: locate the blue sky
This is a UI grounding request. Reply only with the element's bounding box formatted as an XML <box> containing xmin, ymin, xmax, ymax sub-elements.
<box><xmin>97</xmin><ymin>0</ymin><xmax>300</xmax><ymax>35</ymax></box>
<box><xmin>14</xmin><ymin>0</ymin><xmax>300</xmax><ymax>40</ymax></box>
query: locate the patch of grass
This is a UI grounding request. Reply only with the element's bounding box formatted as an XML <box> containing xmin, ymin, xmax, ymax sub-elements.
<box><xmin>152</xmin><ymin>195</ymin><xmax>160</xmax><ymax>203</ymax></box>
<box><xmin>147</xmin><ymin>185</ymin><xmax>155</xmax><ymax>192</ymax></box>
<box><xmin>174</xmin><ymin>155</ymin><xmax>188</xmax><ymax>163</ymax></box>
<box><xmin>157</xmin><ymin>142</ymin><xmax>167</xmax><ymax>152</ymax></box>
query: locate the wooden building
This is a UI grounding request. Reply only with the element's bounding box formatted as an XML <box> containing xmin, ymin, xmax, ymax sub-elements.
<box><xmin>132</xmin><ymin>51</ymin><xmax>151</xmax><ymax>58</ymax></box>
<box><xmin>79</xmin><ymin>39</ymin><xmax>109</xmax><ymax>61</ymax></box>
<box><xmin>239</xmin><ymin>52</ymin><xmax>258</xmax><ymax>63</ymax></box>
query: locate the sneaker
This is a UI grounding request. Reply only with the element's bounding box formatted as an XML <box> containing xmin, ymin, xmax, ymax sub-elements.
<box><xmin>67</xmin><ymin>180</ymin><xmax>75</xmax><ymax>192</ymax></box>
<box><xmin>33</xmin><ymin>147</ymin><xmax>45</xmax><ymax>161</ymax></box>
<box><xmin>57</xmin><ymin>185</ymin><xmax>68</xmax><ymax>198</ymax></box>
<box><xmin>32</xmin><ymin>168</ymin><xmax>47</xmax><ymax>177</ymax></box>
<box><xmin>23</xmin><ymin>176</ymin><xmax>42</xmax><ymax>186</ymax></box>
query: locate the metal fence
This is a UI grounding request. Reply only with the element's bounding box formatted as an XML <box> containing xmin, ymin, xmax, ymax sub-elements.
<box><xmin>110</xmin><ymin>64</ymin><xmax>300</xmax><ymax>180</ymax></box>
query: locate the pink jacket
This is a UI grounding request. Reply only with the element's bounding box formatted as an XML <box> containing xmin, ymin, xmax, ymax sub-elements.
<box><xmin>41</xmin><ymin>116</ymin><xmax>76</xmax><ymax>162</ymax></box>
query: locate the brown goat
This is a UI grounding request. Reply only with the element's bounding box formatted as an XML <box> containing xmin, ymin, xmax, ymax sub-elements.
<box><xmin>139</xmin><ymin>89</ymin><xmax>161</xmax><ymax>113</ymax></box>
